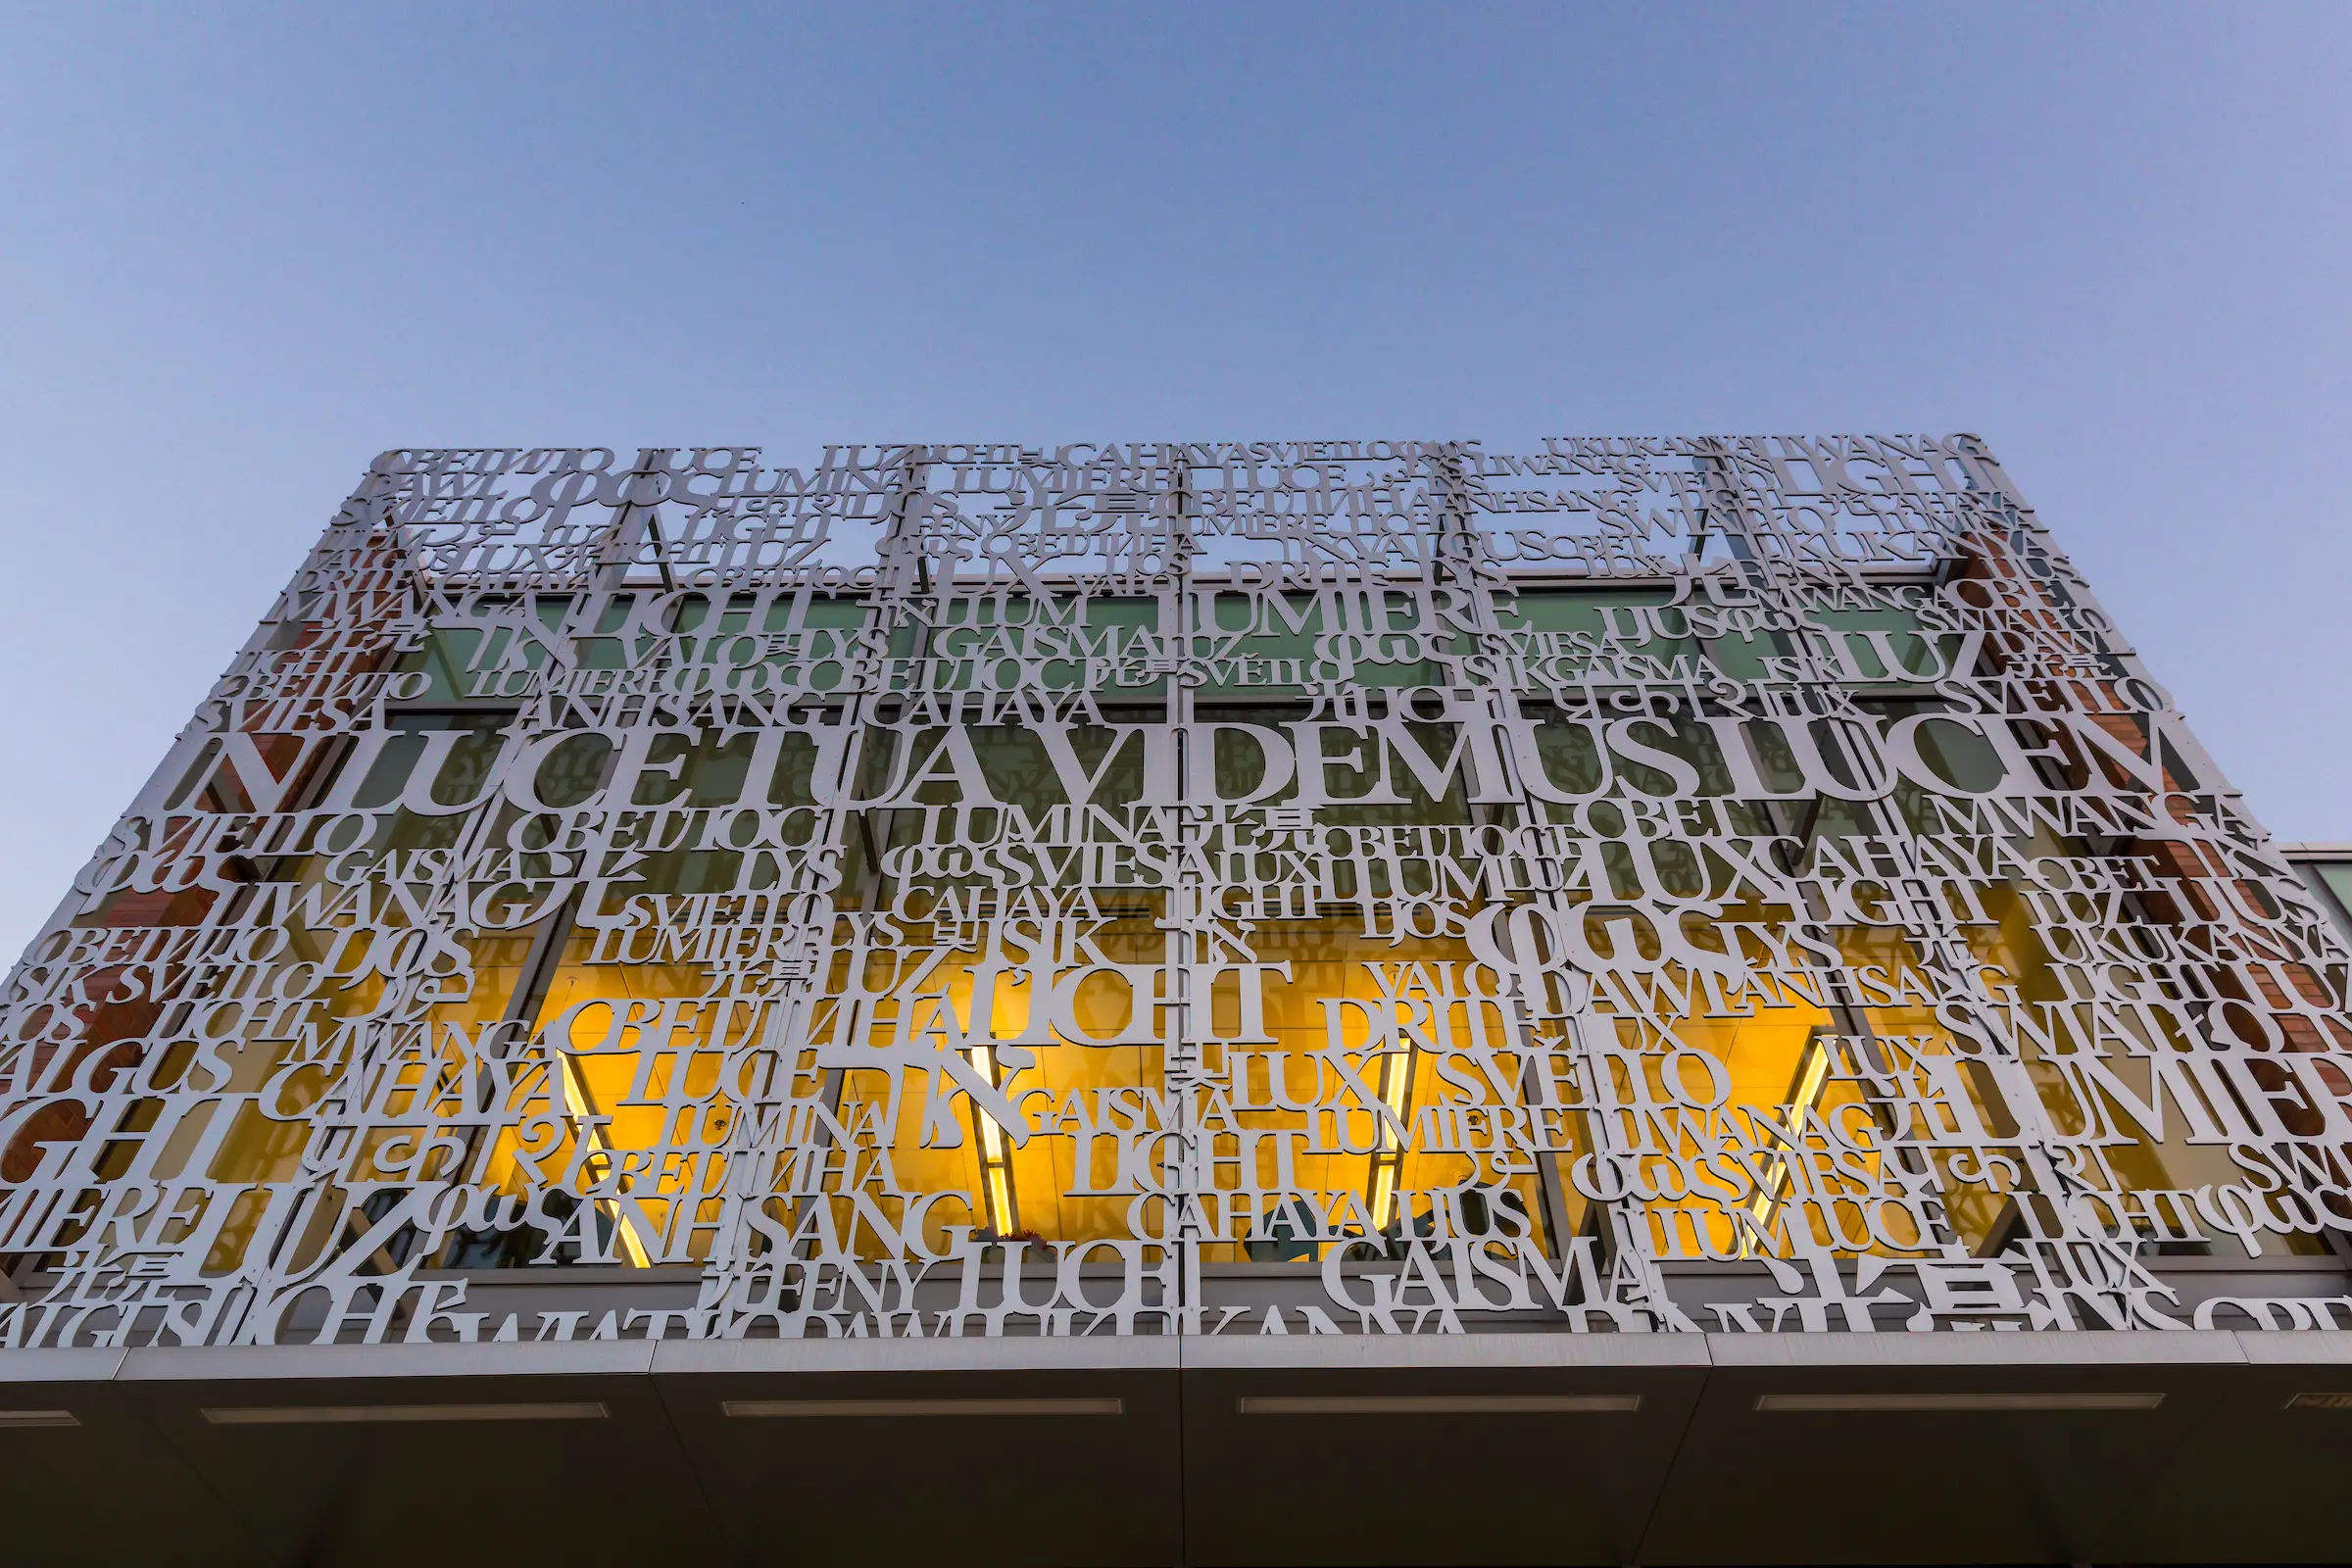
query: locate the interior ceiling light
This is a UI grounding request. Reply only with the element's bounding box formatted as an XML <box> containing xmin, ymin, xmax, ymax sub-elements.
<box><xmin>723</xmin><ymin>1397</ymin><xmax>1123</xmax><ymax>1418</ymax></box>
<box><xmin>1754</xmin><ymin>1393</ymin><xmax>2163</xmax><ymax>1412</ymax></box>
<box><xmin>1238</xmin><ymin>1395</ymin><xmax>1642</xmax><ymax>1415</ymax></box>
<box><xmin>201</xmin><ymin>1402</ymin><xmax>609</xmax><ymax>1425</ymax></box>
<box><xmin>0</xmin><ymin>1409</ymin><xmax>79</xmax><ymax>1429</ymax></box>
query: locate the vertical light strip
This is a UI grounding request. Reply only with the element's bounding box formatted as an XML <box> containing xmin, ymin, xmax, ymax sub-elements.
<box><xmin>558</xmin><ymin>1053</ymin><xmax>656</xmax><ymax>1268</ymax></box>
<box><xmin>1747</xmin><ymin>1029</ymin><xmax>1832</xmax><ymax>1252</ymax></box>
<box><xmin>968</xmin><ymin>1044</ymin><xmax>1017</xmax><ymax>1235</ymax></box>
<box><xmin>1369</xmin><ymin>1045</ymin><xmax>1413</xmax><ymax>1230</ymax></box>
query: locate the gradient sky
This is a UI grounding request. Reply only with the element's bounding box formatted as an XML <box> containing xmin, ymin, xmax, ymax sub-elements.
<box><xmin>1</xmin><ymin>3</ymin><xmax>2346</xmax><ymax>953</ymax></box>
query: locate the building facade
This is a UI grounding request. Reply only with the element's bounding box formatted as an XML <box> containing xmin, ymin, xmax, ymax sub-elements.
<box><xmin>4</xmin><ymin>436</ymin><xmax>2352</xmax><ymax>1564</ymax></box>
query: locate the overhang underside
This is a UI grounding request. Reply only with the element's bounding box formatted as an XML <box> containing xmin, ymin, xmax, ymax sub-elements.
<box><xmin>6</xmin><ymin>1332</ymin><xmax>2352</xmax><ymax>1566</ymax></box>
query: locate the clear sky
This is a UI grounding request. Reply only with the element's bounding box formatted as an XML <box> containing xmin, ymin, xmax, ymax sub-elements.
<box><xmin>1</xmin><ymin>3</ymin><xmax>2346</xmax><ymax>953</ymax></box>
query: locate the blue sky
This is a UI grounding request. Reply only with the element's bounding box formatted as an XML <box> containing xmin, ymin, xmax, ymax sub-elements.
<box><xmin>1</xmin><ymin>3</ymin><xmax>2346</xmax><ymax>951</ymax></box>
